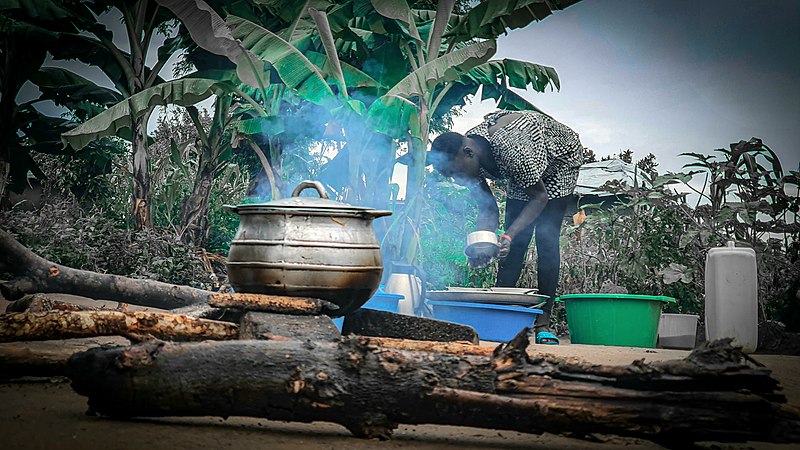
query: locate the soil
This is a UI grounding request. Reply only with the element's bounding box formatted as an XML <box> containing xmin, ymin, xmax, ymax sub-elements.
<box><xmin>2</xmin><ymin>296</ymin><xmax>800</xmax><ymax>449</ymax></box>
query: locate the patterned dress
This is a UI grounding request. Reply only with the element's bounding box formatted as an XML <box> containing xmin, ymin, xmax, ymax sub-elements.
<box><xmin>466</xmin><ymin>110</ymin><xmax>584</xmax><ymax>201</ymax></box>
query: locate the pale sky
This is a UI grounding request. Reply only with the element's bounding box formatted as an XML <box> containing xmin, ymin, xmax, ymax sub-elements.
<box><xmin>450</xmin><ymin>0</ymin><xmax>800</xmax><ymax>176</ymax></box>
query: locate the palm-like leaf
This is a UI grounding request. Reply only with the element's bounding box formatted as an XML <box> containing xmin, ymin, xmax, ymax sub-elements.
<box><xmin>445</xmin><ymin>0</ymin><xmax>581</xmax><ymax>43</ymax></box>
<box><xmin>31</xmin><ymin>68</ymin><xmax>123</xmax><ymax>109</ymax></box>
<box><xmin>227</xmin><ymin>15</ymin><xmax>338</xmax><ymax>107</ymax></box>
<box><xmin>367</xmin><ymin>40</ymin><xmax>497</xmax><ymax>139</ymax></box>
<box><xmin>368</xmin><ymin>0</ymin><xmax>422</xmax><ymax>42</ymax></box>
<box><xmin>155</xmin><ymin>0</ymin><xmax>269</xmax><ymax>89</ymax></box>
<box><xmin>387</xmin><ymin>39</ymin><xmax>497</xmax><ymax>99</ymax></box>
<box><xmin>0</xmin><ymin>0</ymin><xmax>72</xmax><ymax>21</ymax></box>
<box><xmin>62</xmin><ymin>78</ymin><xmax>235</xmax><ymax>150</ymax></box>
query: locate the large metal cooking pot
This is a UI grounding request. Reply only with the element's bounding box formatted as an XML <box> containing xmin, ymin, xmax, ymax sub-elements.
<box><xmin>224</xmin><ymin>181</ymin><xmax>391</xmax><ymax>317</ymax></box>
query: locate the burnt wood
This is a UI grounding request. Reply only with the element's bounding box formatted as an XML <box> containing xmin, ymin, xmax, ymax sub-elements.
<box><xmin>240</xmin><ymin>312</ymin><xmax>340</xmax><ymax>342</ymax></box>
<box><xmin>66</xmin><ymin>332</ymin><xmax>800</xmax><ymax>443</ymax></box>
<box><xmin>342</xmin><ymin>308</ymin><xmax>479</xmax><ymax>344</ymax></box>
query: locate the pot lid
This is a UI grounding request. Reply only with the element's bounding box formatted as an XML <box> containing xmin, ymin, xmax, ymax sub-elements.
<box><xmin>229</xmin><ymin>180</ymin><xmax>388</xmax><ymax>214</ymax></box>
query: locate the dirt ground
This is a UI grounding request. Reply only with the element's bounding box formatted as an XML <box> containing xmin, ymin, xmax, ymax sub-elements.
<box><xmin>2</xmin><ymin>297</ymin><xmax>800</xmax><ymax>449</ymax></box>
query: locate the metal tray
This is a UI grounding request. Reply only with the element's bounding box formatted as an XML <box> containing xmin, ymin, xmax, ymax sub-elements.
<box><xmin>426</xmin><ymin>287</ymin><xmax>548</xmax><ymax>307</ymax></box>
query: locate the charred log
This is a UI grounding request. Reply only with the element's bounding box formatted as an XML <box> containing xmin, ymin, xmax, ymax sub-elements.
<box><xmin>66</xmin><ymin>331</ymin><xmax>800</xmax><ymax>443</ymax></box>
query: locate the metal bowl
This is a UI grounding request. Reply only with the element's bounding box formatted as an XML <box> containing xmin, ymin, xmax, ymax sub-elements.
<box><xmin>464</xmin><ymin>231</ymin><xmax>500</xmax><ymax>258</ymax></box>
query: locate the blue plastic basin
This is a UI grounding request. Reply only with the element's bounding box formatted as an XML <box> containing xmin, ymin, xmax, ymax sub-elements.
<box><xmin>428</xmin><ymin>300</ymin><xmax>543</xmax><ymax>342</ymax></box>
<box><xmin>332</xmin><ymin>289</ymin><xmax>404</xmax><ymax>331</ymax></box>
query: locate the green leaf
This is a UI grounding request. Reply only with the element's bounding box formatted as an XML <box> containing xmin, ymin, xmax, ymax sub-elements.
<box><xmin>366</xmin><ymin>95</ymin><xmax>419</xmax><ymax>139</ymax></box>
<box><xmin>31</xmin><ymin>67</ymin><xmax>123</xmax><ymax>110</ymax></box>
<box><xmin>62</xmin><ymin>77</ymin><xmax>234</xmax><ymax>150</ymax></box>
<box><xmin>387</xmin><ymin>39</ymin><xmax>497</xmax><ymax>99</ymax></box>
<box><xmin>155</xmin><ymin>0</ymin><xmax>269</xmax><ymax>89</ymax></box>
<box><xmin>169</xmin><ymin>138</ymin><xmax>183</xmax><ymax>166</ymax></box>
<box><xmin>227</xmin><ymin>15</ymin><xmax>338</xmax><ymax>107</ymax></box>
<box><xmin>47</xmin><ymin>33</ymin><xmax>133</xmax><ymax>96</ymax></box>
<box><xmin>445</xmin><ymin>0</ymin><xmax>580</xmax><ymax>43</ymax></box>
<box><xmin>0</xmin><ymin>0</ymin><xmax>73</xmax><ymax>22</ymax></box>
<box><xmin>369</xmin><ymin>0</ymin><xmax>422</xmax><ymax>42</ymax></box>
<box><xmin>304</xmin><ymin>52</ymin><xmax>382</xmax><ymax>89</ymax></box>
<box><xmin>234</xmin><ymin>116</ymin><xmax>285</xmax><ymax>136</ymax></box>
<box><xmin>434</xmin><ymin>58</ymin><xmax>560</xmax><ymax>117</ymax></box>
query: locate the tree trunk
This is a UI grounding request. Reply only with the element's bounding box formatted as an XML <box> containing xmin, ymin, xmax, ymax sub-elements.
<box><xmin>66</xmin><ymin>334</ymin><xmax>800</xmax><ymax>444</ymax></box>
<box><xmin>179</xmin><ymin>151</ymin><xmax>215</xmax><ymax>246</ymax></box>
<box><xmin>397</xmin><ymin>134</ymin><xmax>428</xmax><ymax>263</ymax></box>
<box><xmin>131</xmin><ymin>113</ymin><xmax>152</xmax><ymax>230</ymax></box>
<box><xmin>0</xmin><ymin>160</ymin><xmax>9</xmax><ymax>208</ymax></box>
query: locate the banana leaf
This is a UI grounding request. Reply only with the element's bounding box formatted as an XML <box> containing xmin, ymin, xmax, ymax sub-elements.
<box><xmin>155</xmin><ymin>0</ymin><xmax>270</xmax><ymax>90</ymax></box>
<box><xmin>31</xmin><ymin>67</ymin><xmax>123</xmax><ymax>109</ymax></box>
<box><xmin>445</xmin><ymin>0</ymin><xmax>582</xmax><ymax>43</ymax></box>
<box><xmin>368</xmin><ymin>0</ymin><xmax>422</xmax><ymax>42</ymax></box>
<box><xmin>61</xmin><ymin>77</ymin><xmax>235</xmax><ymax>150</ymax></box>
<box><xmin>0</xmin><ymin>0</ymin><xmax>74</xmax><ymax>21</ymax></box>
<box><xmin>227</xmin><ymin>15</ymin><xmax>338</xmax><ymax>108</ymax></box>
<box><xmin>366</xmin><ymin>40</ymin><xmax>496</xmax><ymax>139</ymax></box>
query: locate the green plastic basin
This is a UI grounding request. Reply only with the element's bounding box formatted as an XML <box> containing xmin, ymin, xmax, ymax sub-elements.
<box><xmin>557</xmin><ymin>294</ymin><xmax>676</xmax><ymax>348</ymax></box>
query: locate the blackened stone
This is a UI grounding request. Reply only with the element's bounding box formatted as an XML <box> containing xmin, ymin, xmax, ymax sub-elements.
<box><xmin>240</xmin><ymin>312</ymin><xmax>340</xmax><ymax>342</ymax></box>
<box><xmin>342</xmin><ymin>309</ymin><xmax>479</xmax><ymax>344</ymax></box>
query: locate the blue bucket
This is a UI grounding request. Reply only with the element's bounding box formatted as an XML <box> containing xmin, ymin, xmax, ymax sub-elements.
<box><xmin>428</xmin><ymin>300</ymin><xmax>542</xmax><ymax>342</ymax></box>
<box><xmin>332</xmin><ymin>289</ymin><xmax>404</xmax><ymax>331</ymax></box>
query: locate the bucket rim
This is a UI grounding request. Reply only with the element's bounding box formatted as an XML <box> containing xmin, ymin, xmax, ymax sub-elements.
<box><xmin>556</xmin><ymin>293</ymin><xmax>676</xmax><ymax>303</ymax></box>
<box><xmin>428</xmin><ymin>300</ymin><xmax>543</xmax><ymax>313</ymax></box>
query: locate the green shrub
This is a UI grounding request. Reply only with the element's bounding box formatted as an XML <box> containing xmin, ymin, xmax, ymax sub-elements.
<box><xmin>0</xmin><ymin>199</ymin><xmax>219</xmax><ymax>289</ymax></box>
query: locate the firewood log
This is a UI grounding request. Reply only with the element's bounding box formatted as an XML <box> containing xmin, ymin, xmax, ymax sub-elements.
<box><xmin>0</xmin><ymin>310</ymin><xmax>238</xmax><ymax>342</ymax></box>
<box><xmin>208</xmin><ymin>293</ymin><xmax>338</xmax><ymax>315</ymax></box>
<box><xmin>66</xmin><ymin>331</ymin><xmax>800</xmax><ymax>444</ymax></box>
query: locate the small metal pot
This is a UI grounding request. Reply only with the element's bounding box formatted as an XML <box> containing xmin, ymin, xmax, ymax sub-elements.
<box><xmin>464</xmin><ymin>230</ymin><xmax>500</xmax><ymax>258</ymax></box>
<box><xmin>224</xmin><ymin>181</ymin><xmax>391</xmax><ymax>316</ymax></box>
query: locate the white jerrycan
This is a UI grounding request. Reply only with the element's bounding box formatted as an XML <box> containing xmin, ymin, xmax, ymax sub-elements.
<box><xmin>704</xmin><ymin>241</ymin><xmax>758</xmax><ymax>353</ymax></box>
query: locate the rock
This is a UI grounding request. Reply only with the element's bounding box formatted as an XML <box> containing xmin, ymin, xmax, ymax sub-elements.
<box><xmin>342</xmin><ymin>309</ymin><xmax>479</xmax><ymax>344</ymax></box>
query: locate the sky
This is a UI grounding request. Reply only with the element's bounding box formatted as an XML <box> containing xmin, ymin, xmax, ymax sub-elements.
<box><xmin>450</xmin><ymin>0</ymin><xmax>800</xmax><ymax>176</ymax></box>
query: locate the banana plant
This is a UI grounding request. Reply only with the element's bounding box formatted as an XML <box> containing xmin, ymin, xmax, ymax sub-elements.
<box><xmin>343</xmin><ymin>0</ymin><xmax>579</xmax><ymax>264</ymax></box>
<box><xmin>0</xmin><ymin>0</ymin><xmax>84</xmax><ymax>200</ymax></box>
<box><xmin>157</xmin><ymin>0</ymin><xmax>384</xmax><ymax>205</ymax></box>
<box><xmin>16</xmin><ymin>0</ymin><xmax>188</xmax><ymax>229</ymax></box>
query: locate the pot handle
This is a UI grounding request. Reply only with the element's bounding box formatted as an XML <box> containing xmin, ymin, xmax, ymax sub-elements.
<box><xmin>292</xmin><ymin>180</ymin><xmax>329</xmax><ymax>199</ymax></box>
<box><xmin>367</xmin><ymin>210</ymin><xmax>393</xmax><ymax>218</ymax></box>
<box><xmin>222</xmin><ymin>204</ymin><xmax>238</xmax><ymax>214</ymax></box>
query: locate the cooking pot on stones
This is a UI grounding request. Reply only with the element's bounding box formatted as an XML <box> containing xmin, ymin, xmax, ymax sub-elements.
<box><xmin>224</xmin><ymin>180</ymin><xmax>391</xmax><ymax>317</ymax></box>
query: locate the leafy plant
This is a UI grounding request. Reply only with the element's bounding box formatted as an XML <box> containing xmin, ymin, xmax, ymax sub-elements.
<box><xmin>559</xmin><ymin>141</ymin><xmax>799</xmax><ymax>327</ymax></box>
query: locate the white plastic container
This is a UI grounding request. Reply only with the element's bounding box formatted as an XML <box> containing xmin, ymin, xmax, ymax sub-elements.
<box><xmin>658</xmin><ymin>313</ymin><xmax>699</xmax><ymax>349</ymax></box>
<box><xmin>384</xmin><ymin>264</ymin><xmax>425</xmax><ymax>316</ymax></box>
<box><xmin>704</xmin><ymin>241</ymin><xmax>758</xmax><ymax>353</ymax></box>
